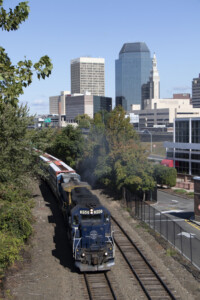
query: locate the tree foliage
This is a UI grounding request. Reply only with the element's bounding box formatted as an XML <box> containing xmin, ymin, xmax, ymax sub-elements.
<box><xmin>0</xmin><ymin>0</ymin><xmax>30</xmax><ymax>31</ymax></box>
<box><xmin>153</xmin><ymin>165</ymin><xmax>177</xmax><ymax>187</ymax></box>
<box><xmin>0</xmin><ymin>0</ymin><xmax>53</xmax><ymax>181</ymax></box>
<box><xmin>80</xmin><ymin>106</ymin><xmax>156</xmax><ymax>193</ymax></box>
<box><xmin>75</xmin><ymin>114</ymin><xmax>93</xmax><ymax>129</ymax></box>
<box><xmin>26</xmin><ymin>127</ymin><xmax>57</xmax><ymax>152</ymax></box>
<box><xmin>0</xmin><ymin>1</ymin><xmax>52</xmax><ymax>273</ymax></box>
<box><xmin>46</xmin><ymin>126</ymin><xmax>84</xmax><ymax>168</ymax></box>
<box><xmin>0</xmin><ymin>1</ymin><xmax>53</xmax><ymax>107</ymax></box>
<box><xmin>0</xmin><ymin>105</ymin><xmax>35</xmax><ymax>272</ymax></box>
<box><xmin>0</xmin><ymin>103</ymin><xmax>38</xmax><ymax>183</ymax></box>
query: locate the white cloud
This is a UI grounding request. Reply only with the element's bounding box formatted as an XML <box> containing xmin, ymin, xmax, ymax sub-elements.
<box><xmin>31</xmin><ymin>98</ymin><xmax>47</xmax><ymax>106</ymax></box>
<box><xmin>172</xmin><ymin>86</ymin><xmax>191</xmax><ymax>92</ymax></box>
<box><xmin>19</xmin><ymin>97</ymin><xmax>49</xmax><ymax>115</ymax></box>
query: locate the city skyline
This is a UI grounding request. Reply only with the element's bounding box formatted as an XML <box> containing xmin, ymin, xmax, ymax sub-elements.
<box><xmin>1</xmin><ymin>0</ymin><xmax>200</xmax><ymax>114</ymax></box>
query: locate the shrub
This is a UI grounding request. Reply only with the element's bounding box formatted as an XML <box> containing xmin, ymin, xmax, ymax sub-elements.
<box><xmin>0</xmin><ymin>183</ymin><xmax>33</xmax><ymax>275</ymax></box>
<box><xmin>153</xmin><ymin>165</ymin><xmax>177</xmax><ymax>187</ymax></box>
<box><xmin>0</xmin><ymin>182</ymin><xmax>31</xmax><ymax>203</ymax></box>
<box><xmin>164</xmin><ymin>167</ymin><xmax>177</xmax><ymax>187</ymax></box>
<box><xmin>0</xmin><ymin>232</ymin><xmax>22</xmax><ymax>271</ymax></box>
<box><xmin>0</xmin><ymin>202</ymin><xmax>33</xmax><ymax>240</ymax></box>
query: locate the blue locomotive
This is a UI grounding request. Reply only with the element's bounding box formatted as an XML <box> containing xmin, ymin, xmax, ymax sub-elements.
<box><xmin>40</xmin><ymin>153</ymin><xmax>115</xmax><ymax>272</ymax></box>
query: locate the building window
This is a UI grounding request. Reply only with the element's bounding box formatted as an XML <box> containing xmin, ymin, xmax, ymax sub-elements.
<box><xmin>175</xmin><ymin>120</ymin><xmax>189</xmax><ymax>143</ymax></box>
<box><xmin>166</xmin><ymin>151</ymin><xmax>173</xmax><ymax>158</ymax></box>
<box><xmin>192</xmin><ymin>120</ymin><xmax>200</xmax><ymax>143</ymax></box>
<box><xmin>175</xmin><ymin>160</ymin><xmax>189</xmax><ymax>174</ymax></box>
<box><xmin>191</xmin><ymin>162</ymin><xmax>200</xmax><ymax>176</ymax></box>
<box><xmin>175</xmin><ymin>152</ymin><xmax>189</xmax><ymax>159</ymax></box>
<box><xmin>191</xmin><ymin>153</ymin><xmax>200</xmax><ymax>160</ymax></box>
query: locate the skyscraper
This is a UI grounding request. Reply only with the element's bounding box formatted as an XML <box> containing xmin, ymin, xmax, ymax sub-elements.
<box><xmin>115</xmin><ymin>42</ymin><xmax>152</xmax><ymax>111</ymax></box>
<box><xmin>192</xmin><ymin>74</ymin><xmax>200</xmax><ymax>108</ymax></box>
<box><xmin>71</xmin><ymin>57</ymin><xmax>105</xmax><ymax>96</ymax></box>
<box><xmin>149</xmin><ymin>53</ymin><xmax>160</xmax><ymax>100</ymax></box>
<box><xmin>141</xmin><ymin>53</ymin><xmax>160</xmax><ymax>109</ymax></box>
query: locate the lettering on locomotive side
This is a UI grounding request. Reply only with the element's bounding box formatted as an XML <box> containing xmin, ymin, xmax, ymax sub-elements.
<box><xmin>79</xmin><ymin>209</ymin><xmax>103</xmax><ymax>215</ymax></box>
<box><xmin>93</xmin><ymin>209</ymin><xmax>103</xmax><ymax>214</ymax></box>
<box><xmin>80</xmin><ymin>210</ymin><xmax>90</xmax><ymax>214</ymax></box>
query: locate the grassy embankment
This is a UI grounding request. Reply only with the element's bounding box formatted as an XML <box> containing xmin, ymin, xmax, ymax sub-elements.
<box><xmin>141</xmin><ymin>141</ymin><xmax>166</xmax><ymax>157</ymax></box>
<box><xmin>173</xmin><ymin>189</ymin><xmax>194</xmax><ymax>198</ymax></box>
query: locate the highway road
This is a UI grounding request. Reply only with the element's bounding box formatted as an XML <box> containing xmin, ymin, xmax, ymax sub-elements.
<box><xmin>149</xmin><ymin>190</ymin><xmax>200</xmax><ymax>270</ymax></box>
<box><xmin>154</xmin><ymin>190</ymin><xmax>200</xmax><ymax>238</ymax></box>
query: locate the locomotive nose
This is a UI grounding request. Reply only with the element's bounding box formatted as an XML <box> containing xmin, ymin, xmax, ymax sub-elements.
<box><xmin>90</xmin><ymin>230</ymin><xmax>98</xmax><ymax>240</ymax></box>
<box><xmin>91</xmin><ymin>254</ymin><xmax>99</xmax><ymax>265</ymax></box>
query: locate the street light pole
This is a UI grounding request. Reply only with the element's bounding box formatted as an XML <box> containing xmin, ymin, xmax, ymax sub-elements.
<box><xmin>145</xmin><ymin>130</ymin><xmax>152</xmax><ymax>153</ymax></box>
<box><xmin>150</xmin><ymin>131</ymin><xmax>152</xmax><ymax>153</ymax></box>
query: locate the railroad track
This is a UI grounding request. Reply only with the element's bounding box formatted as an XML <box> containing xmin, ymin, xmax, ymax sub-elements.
<box><xmin>112</xmin><ymin>216</ymin><xmax>178</xmax><ymax>300</ymax></box>
<box><xmin>84</xmin><ymin>271</ymin><xmax>117</xmax><ymax>300</ymax></box>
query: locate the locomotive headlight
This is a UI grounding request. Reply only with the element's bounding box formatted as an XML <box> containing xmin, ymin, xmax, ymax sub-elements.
<box><xmin>104</xmin><ymin>252</ymin><xmax>108</xmax><ymax>256</ymax></box>
<box><xmin>90</xmin><ymin>209</ymin><xmax>94</xmax><ymax>214</ymax></box>
<box><xmin>81</xmin><ymin>253</ymin><xmax>85</xmax><ymax>257</ymax></box>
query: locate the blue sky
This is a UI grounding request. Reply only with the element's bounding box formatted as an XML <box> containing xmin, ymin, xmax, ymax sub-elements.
<box><xmin>1</xmin><ymin>0</ymin><xmax>200</xmax><ymax>115</ymax></box>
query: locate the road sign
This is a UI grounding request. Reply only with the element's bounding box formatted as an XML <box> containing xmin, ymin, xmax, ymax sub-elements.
<box><xmin>44</xmin><ymin>118</ymin><xmax>51</xmax><ymax>123</ymax></box>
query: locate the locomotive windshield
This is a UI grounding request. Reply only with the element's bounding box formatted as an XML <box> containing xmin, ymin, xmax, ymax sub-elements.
<box><xmin>81</xmin><ymin>214</ymin><xmax>102</xmax><ymax>224</ymax></box>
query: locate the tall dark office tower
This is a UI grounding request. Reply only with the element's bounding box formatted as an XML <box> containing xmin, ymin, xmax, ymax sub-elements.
<box><xmin>192</xmin><ymin>74</ymin><xmax>200</xmax><ymax>108</ymax></box>
<box><xmin>115</xmin><ymin>42</ymin><xmax>152</xmax><ymax>111</ymax></box>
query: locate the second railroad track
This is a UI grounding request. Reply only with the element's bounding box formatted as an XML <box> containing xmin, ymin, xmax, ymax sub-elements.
<box><xmin>112</xmin><ymin>215</ymin><xmax>178</xmax><ymax>300</ymax></box>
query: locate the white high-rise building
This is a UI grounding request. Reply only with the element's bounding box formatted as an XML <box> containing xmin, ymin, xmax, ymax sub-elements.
<box><xmin>149</xmin><ymin>53</ymin><xmax>160</xmax><ymax>100</ymax></box>
<box><xmin>141</xmin><ymin>53</ymin><xmax>160</xmax><ymax>109</ymax></box>
<box><xmin>71</xmin><ymin>57</ymin><xmax>105</xmax><ymax>96</ymax></box>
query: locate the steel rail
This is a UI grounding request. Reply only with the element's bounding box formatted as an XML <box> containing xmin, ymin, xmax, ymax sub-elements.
<box><xmin>83</xmin><ymin>272</ymin><xmax>117</xmax><ymax>300</ymax></box>
<box><xmin>83</xmin><ymin>273</ymin><xmax>92</xmax><ymax>300</ymax></box>
<box><xmin>104</xmin><ymin>271</ymin><xmax>117</xmax><ymax>300</ymax></box>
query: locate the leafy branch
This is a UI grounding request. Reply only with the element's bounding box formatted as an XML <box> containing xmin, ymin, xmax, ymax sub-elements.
<box><xmin>0</xmin><ymin>47</ymin><xmax>53</xmax><ymax>106</ymax></box>
<box><xmin>0</xmin><ymin>1</ymin><xmax>30</xmax><ymax>31</ymax></box>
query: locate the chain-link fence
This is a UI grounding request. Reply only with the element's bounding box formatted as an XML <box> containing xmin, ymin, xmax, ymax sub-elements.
<box><xmin>122</xmin><ymin>188</ymin><xmax>200</xmax><ymax>271</ymax></box>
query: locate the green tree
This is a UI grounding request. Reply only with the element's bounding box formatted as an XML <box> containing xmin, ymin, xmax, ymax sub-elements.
<box><xmin>46</xmin><ymin>126</ymin><xmax>84</xmax><ymax>168</ymax></box>
<box><xmin>0</xmin><ymin>1</ymin><xmax>54</xmax><ymax>275</ymax></box>
<box><xmin>153</xmin><ymin>164</ymin><xmax>177</xmax><ymax>187</ymax></box>
<box><xmin>0</xmin><ymin>0</ymin><xmax>29</xmax><ymax>31</ymax></box>
<box><xmin>0</xmin><ymin>103</ymin><xmax>39</xmax><ymax>183</ymax></box>
<box><xmin>0</xmin><ymin>0</ymin><xmax>53</xmax><ymax>182</ymax></box>
<box><xmin>0</xmin><ymin>1</ymin><xmax>53</xmax><ymax>107</ymax></box>
<box><xmin>26</xmin><ymin>127</ymin><xmax>57</xmax><ymax>152</ymax></box>
<box><xmin>75</xmin><ymin>114</ymin><xmax>93</xmax><ymax>129</ymax></box>
<box><xmin>81</xmin><ymin>106</ymin><xmax>155</xmax><ymax>196</ymax></box>
<box><xmin>106</xmin><ymin>105</ymin><xmax>138</xmax><ymax>146</ymax></box>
